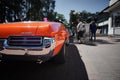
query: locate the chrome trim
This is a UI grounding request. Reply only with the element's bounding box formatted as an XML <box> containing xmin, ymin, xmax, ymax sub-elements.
<box><xmin>7</xmin><ymin>36</ymin><xmax>43</xmax><ymax>46</ymax></box>
<box><xmin>0</xmin><ymin>37</ymin><xmax>56</xmax><ymax>56</ymax></box>
<box><xmin>4</xmin><ymin>46</ymin><xmax>44</xmax><ymax>50</ymax></box>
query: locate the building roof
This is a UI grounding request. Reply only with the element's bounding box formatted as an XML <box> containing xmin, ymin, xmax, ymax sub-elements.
<box><xmin>102</xmin><ymin>0</ymin><xmax>120</xmax><ymax>12</ymax></box>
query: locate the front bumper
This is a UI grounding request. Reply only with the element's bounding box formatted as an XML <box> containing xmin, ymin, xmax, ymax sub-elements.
<box><xmin>0</xmin><ymin>46</ymin><xmax>54</xmax><ymax>62</ymax></box>
<box><xmin>0</xmin><ymin>50</ymin><xmax>53</xmax><ymax>62</ymax></box>
<box><xmin>0</xmin><ymin>37</ymin><xmax>56</xmax><ymax>62</ymax></box>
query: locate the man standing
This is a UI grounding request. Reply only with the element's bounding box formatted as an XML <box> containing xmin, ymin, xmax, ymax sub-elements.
<box><xmin>89</xmin><ymin>20</ymin><xmax>97</xmax><ymax>41</ymax></box>
<box><xmin>76</xmin><ymin>18</ymin><xmax>85</xmax><ymax>43</ymax></box>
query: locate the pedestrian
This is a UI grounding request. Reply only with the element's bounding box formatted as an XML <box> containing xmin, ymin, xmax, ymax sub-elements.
<box><xmin>89</xmin><ymin>20</ymin><xmax>97</xmax><ymax>41</ymax></box>
<box><xmin>72</xmin><ymin>27</ymin><xmax>76</xmax><ymax>37</ymax></box>
<box><xmin>76</xmin><ymin>18</ymin><xmax>86</xmax><ymax>43</ymax></box>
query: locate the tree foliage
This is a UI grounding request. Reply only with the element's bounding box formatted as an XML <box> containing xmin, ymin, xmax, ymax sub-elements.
<box><xmin>0</xmin><ymin>0</ymin><xmax>23</xmax><ymax>22</ymax></box>
<box><xmin>69</xmin><ymin>10</ymin><xmax>77</xmax><ymax>28</ymax></box>
<box><xmin>0</xmin><ymin>0</ymin><xmax>69</xmax><ymax>26</ymax></box>
<box><xmin>0</xmin><ymin>0</ymin><xmax>57</xmax><ymax>23</ymax></box>
<box><xmin>54</xmin><ymin>13</ymin><xmax>68</xmax><ymax>26</ymax></box>
<box><xmin>26</xmin><ymin>0</ymin><xmax>42</xmax><ymax>21</ymax></box>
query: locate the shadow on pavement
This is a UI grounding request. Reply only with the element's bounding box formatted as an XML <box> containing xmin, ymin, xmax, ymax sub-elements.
<box><xmin>95</xmin><ymin>39</ymin><xmax>114</xmax><ymax>44</ymax></box>
<box><xmin>84</xmin><ymin>39</ymin><xmax>114</xmax><ymax>46</ymax></box>
<box><xmin>0</xmin><ymin>44</ymin><xmax>89</xmax><ymax>80</ymax></box>
<box><xmin>111</xmin><ymin>38</ymin><xmax>120</xmax><ymax>42</ymax></box>
<box><xmin>69</xmin><ymin>36</ymin><xmax>114</xmax><ymax>46</ymax></box>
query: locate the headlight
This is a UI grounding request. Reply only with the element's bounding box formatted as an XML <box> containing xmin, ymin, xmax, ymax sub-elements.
<box><xmin>43</xmin><ymin>37</ymin><xmax>56</xmax><ymax>49</ymax></box>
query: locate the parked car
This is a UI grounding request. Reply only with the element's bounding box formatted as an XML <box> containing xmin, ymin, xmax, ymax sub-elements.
<box><xmin>0</xmin><ymin>21</ymin><xmax>69</xmax><ymax>63</ymax></box>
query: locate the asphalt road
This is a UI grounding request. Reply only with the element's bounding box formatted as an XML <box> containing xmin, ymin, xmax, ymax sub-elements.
<box><xmin>0</xmin><ymin>44</ymin><xmax>89</xmax><ymax>80</ymax></box>
<box><xmin>1</xmin><ymin>36</ymin><xmax>119</xmax><ymax>80</ymax></box>
<box><xmin>75</xmin><ymin>37</ymin><xmax>120</xmax><ymax>80</ymax></box>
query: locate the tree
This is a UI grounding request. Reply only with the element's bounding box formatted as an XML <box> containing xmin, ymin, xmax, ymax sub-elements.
<box><xmin>41</xmin><ymin>0</ymin><xmax>56</xmax><ymax>21</ymax></box>
<box><xmin>54</xmin><ymin>13</ymin><xmax>68</xmax><ymax>26</ymax></box>
<box><xmin>0</xmin><ymin>0</ymin><xmax>56</xmax><ymax>23</ymax></box>
<box><xmin>0</xmin><ymin>0</ymin><xmax>23</xmax><ymax>22</ymax></box>
<box><xmin>26</xmin><ymin>0</ymin><xmax>42</xmax><ymax>21</ymax></box>
<box><xmin>26</xmin><ymin>0</ymin><xmax>56</xmax><ymax>21</ymax></box>
<box><xmin>69</xmin><ymin>10</ymin><xmax>78</xmax><ymax>28</ymax></box>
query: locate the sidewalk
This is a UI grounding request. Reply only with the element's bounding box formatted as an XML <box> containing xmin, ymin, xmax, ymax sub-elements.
<box><xmin>75</xmin><ymin>36</ymin><xmax>120</xmax><ymax>80</ymax></box>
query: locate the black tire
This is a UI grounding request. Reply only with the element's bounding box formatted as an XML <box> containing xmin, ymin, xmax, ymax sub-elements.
<box><xmin>52</xmin><ymin>43</ymin><xmax>66</xmax><ymax>64</ymax></box>
<box><xmin>65</xmin><ymin>38</ymin><xmax>70</xmax><ymax>46</ymax></box>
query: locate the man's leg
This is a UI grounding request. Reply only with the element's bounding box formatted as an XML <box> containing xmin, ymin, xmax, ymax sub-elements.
<box><xmin>91</xmin><ymin>32</ymin><xmax>93</xmax><ymax>41</ymax></box>
<box><xmin>77</xmin><ymin>32</ymin><xmax>80</xmax><ymax>40</ymax></box>
<box><xmin>93</xmin><ymin>32</ymin><xmax>96</xmax><ymax>41</ymax></box>
<box><xmin>80</xmin><ymin>31</ymin><xmax>84</xmax><ymax>43</ymax></box>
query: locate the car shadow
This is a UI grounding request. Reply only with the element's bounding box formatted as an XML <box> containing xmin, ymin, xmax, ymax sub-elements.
<box><xmin>0</xmin><ymin>44</ymin><xmax>89</xmax><ymax>80</ymax></box>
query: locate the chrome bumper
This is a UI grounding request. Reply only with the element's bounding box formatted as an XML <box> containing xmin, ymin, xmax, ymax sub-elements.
<box><xmin>0</xmin><ymin>37</ymin><xmax>56</xmax><ymax>62</ymax></box>
<box><xmin>0</xmin><ymin>37</ymin><xmax>56</xmax><ymax>55</ymax></box>
<box><xmin>0</xmin><ymin>50</ymin><xmax>53</xmax><ymax>61</ymax></box>
<box><xmin>0</xmin><ymin>45</ymin><xmax>55</xmax><ymax>62</ymax></box>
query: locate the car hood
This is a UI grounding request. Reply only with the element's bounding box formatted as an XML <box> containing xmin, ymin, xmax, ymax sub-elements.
<box><xmin>0</xmin><ymin>22</ymin><xmax>61</xmax><ymax>38</ymax></box>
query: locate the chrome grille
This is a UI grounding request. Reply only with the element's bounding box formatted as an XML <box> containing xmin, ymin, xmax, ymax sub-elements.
<box><xmin>8</xmin><ymin>36</ymin><xmax>43</xmax><ymax>46</ymax></box>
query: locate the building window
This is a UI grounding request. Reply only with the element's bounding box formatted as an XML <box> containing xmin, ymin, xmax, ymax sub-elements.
<box><xmin>112</xmin><ymin>12</ymin><xmax>120</xmax><ymax>27</ymax></box>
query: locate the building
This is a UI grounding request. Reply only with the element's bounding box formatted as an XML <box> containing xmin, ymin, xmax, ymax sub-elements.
<box><xmin>98</xmin><ymin>0</ymin><xmax>120</xmax><ymax>35</ymax></box>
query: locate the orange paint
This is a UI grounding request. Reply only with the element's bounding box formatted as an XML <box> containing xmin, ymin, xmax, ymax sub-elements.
<box><xmin>0</xmin><ymin>21</ymin><xmax>69</xmax><ymax>56</ymax></box>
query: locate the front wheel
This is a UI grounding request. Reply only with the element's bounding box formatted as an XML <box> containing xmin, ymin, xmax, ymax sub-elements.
<box><xmin>65</xmin><ymin>38</ymin><xmax>70</xmax><ymax>46</ymax></box>
<box><xmin>52</xmin><ymin>43</ymin><xmax>66</xmax><ymax>64</ymax></box>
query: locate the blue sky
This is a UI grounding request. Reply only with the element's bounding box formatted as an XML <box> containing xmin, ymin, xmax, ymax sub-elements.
<box><xmin>55</xmin><ymin>0</ymin><xmax>109</xmax><ymax>21</ymax></box>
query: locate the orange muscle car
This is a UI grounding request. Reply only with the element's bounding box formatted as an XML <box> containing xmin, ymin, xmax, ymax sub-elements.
<box><xmin>0</xmin><ymin>21</ymin><xmax>69</xmax><ymax>63</ymax></box>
